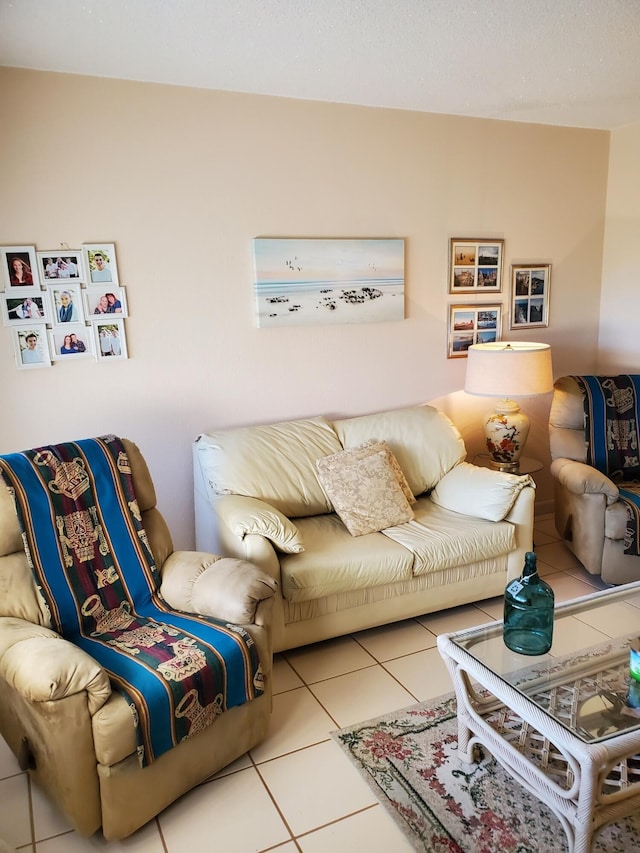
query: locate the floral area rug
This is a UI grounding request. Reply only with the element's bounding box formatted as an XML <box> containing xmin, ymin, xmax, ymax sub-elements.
<box><xmin>331</xmin><ymin>693</ymin><xmax>640</xmax><ymax>852</ymax></box>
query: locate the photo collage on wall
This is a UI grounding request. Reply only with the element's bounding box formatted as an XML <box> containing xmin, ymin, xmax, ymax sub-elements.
<box><xmin>1</xmin><ymin>243</ymin><xmax>128</xmax><ymax>369</ymax></box>
<box><xmin>446</xmin><ymin>237</ymin><xmax>551</xmax><ymax>358</ymax></box>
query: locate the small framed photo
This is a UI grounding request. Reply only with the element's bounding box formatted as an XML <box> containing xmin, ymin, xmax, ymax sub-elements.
<box><xmin>93</xmin><ymin>318</ymin><xmax>128</xmax><ymax>361</ymax></box>
<box><xmin>12</xmin><ymin>325</ymin><xmax>51</xmax><ymax>369</ymax></box>
<box><xmin>84</xmin><ymin>286</ymin><xmax>128</xmax><ymax>319</ymax></box>
<box><xmin>36</xmin><ymin>251</ymin><xmax>85</xmax><ymax>283</ymax></box>
<box><xmin>1</xmin><ymin>245</ymin><xmax>40</xmax><ymax>292</ymax></box>
<box><xmin>48</xmin><ymin>283</ymin><xmax>85</xmax><ymax>326</ymax></box>
<box><xmin>48</xmin><ymin>324</ymin><xmax>95</xmax><ymax>361</ymax></box>
<box><xmin>2</xmin><ymin>292</ymin><xmax>51</xmax><ymax>326</ymax></box>
<box><xmin>447</xmin><ymin>303</ymin><xmax>502</xmax><ymax>358</ymax></box>
<box><xmin>449</xmin><ymin>239</ymin><xmax>504</xmax><ymax>293</ymax></box>
<box><xmin>509</xmin><ymin>264</ymin><xmax>551</xmax><ymax>329</ymax></box>
<box><xmin>82</xmin><ymin>243</ymin><xmax>119</xmax><ymax>286</ymax></box>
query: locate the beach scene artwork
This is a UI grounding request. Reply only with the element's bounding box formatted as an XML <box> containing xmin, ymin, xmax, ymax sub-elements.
<box><xmin>253</xmin><ymin>238</ymin><xmax>405</xmax><ymax>328</ymax></box>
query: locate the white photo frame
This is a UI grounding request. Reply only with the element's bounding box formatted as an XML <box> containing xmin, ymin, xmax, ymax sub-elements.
<box><xmin>82</xmin><ymin>243</ymin><xmax>119</xmax><ymax>286</ymax></box>
<box><xmin>2</xmin><ymin>292</ymin><xmax>51</xmax><ymax>326</ymax></box>
<box><xmin>48</xmin><ymin>283</ymin><xmax>85</xmax><ymax>326</ymax></box>
<box><xmin>36</xmin><ymin>251</ymin><xmax>85</xmax><ymax>284</ymax></box>
<box><xmin>84</xmin><ymin>286</ymin><xmax>128</xmax><ymax>319</ymax></box>
<box><xmin>93</xmin><ymin>318</ymin><xmax>128</xmax><ymax>361</ymax></box>
<box><xmin>12</xmin><ymin>325</ymin><xmax>51</xmax><ymax>369</ymax></box>
<box><xmin>1</xmin><ymin>245</ymin><xmax>40</xmax><ymax>292</ymax></box>
<box><xmin>48</xmin><ymin>324</ymin><xmax>95</xmax><ymax>361</ymax></box>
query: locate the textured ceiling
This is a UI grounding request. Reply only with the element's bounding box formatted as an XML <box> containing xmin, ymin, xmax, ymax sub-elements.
<box><xmin>1</xmin><ymin>0</ymin><xmax>640</xmax><ymax>129</ymax></box>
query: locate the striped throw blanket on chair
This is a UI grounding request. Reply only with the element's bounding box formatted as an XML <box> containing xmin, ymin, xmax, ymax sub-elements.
<box><xmin>573</xmin><ymin>375</ymin><xmax>640</xmax><ymax>555</ymax></box>
<box><xmin>0</xmin><ymin>435</ymin><xmax>263</xmax><ymax>766</ymax></box>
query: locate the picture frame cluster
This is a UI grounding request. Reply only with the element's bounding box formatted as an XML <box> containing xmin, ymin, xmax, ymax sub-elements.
<box><xmin>446</xmin><ymin>237</ymin><xmax>551</xmax><ymax>358</ymax></box>
<box><xmin>1</xmin><ymin>243</ymin><xmax>128</xmax><ymax>369</ymax></box>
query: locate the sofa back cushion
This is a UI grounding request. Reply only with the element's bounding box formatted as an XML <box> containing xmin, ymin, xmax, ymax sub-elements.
<box><xmin>332</xmin><ymin>405</ymin><xmax>466</xmax><ymax>496</ymax></box>
<box><xmin>548</xmin><ymin>376</ymin><xmax>588</xmax><ymax>462</ymax></box>
<box><xmin>196</xmin><ymin>418</ymin><xmax>343</xmax><ymax>518</ymax></box>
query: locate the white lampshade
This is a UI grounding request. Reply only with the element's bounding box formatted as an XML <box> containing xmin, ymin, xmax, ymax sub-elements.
<box><xmin>464</xmin><ymin>342</ymin><xmax>553</xmax><ymax>398</ymax></box>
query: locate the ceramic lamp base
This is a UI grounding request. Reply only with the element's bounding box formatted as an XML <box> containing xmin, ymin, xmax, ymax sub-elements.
<box><xmin>483</xmin><ymin>399</ymin><xmax>530</xmax><ymax>472</ymax></box>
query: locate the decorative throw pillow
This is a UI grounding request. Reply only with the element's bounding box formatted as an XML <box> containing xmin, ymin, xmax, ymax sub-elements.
<box><xmin>338</xmin><ymin>440</ymin><xmax>416</xmax><ymax>504</ymax></box>
<box><xmin>315</xmin><ymin>442</ymin><xmax>415</xmax><ymax>536</ymax></box>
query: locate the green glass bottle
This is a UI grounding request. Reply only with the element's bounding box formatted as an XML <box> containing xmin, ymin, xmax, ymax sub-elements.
<box><xmin>503</xmin><ymin>552</ymin><xmax>555</xmax><ymax>655</ymax></box>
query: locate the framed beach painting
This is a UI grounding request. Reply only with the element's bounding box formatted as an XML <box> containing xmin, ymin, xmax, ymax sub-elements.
<box><xmin>1</xmin><ymin>245</ymin><xmax>40</xmax><ymax>292</ymax></box>
<box><xmin>48</xmin><ymin>324</ymin><xmax>95</xmax><ymax>362</ymax></box>
<box><xmin>253</xmin><ymin>238</ymin><xmax>405</xmax><ymax>328</ymax></box>
<box><xmin>509</xmin><ymin>264</ymin><xmax>551</xmax><ymax>329</ymax></box>
<box><xmin>12</xmin><ymin>325</ymin><xmax>51</xmax><ymax>369</ymax></box>
<box><xmin>448</xmin><ymin>239</ymin><xmax>504</xmax><ymax>294</ymax></box>
<box><xmin>82</xmin><ymin>243</ymin><xmax>119</xmax><ymax>286</ymax></box>
<box><xmin>447</xmin><ymin>303</ymin><xmax>502</xmax><ymax>358</ymax></box>
<box><xmin>36</xmin><ymin>251</ymin><xmax>85</xmax><ymax>283</ymax></box>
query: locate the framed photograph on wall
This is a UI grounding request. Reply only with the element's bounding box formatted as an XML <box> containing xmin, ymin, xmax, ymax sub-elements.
<box><xmin>1</xmin><ymin>245</ymin><xmax>40</xmax><ymax>292</ymax></box>
<box><xmin>448</xmin><ymin>238</ymin><xmax>504</xmax><ymax>293</ymax></box>
<box><xmin>82</xmin><ymin>243</ymin><xmax>119</xmax><ymax>286</ymax></box>
<box><xmin>48</xmin><ymin>283</ymin><xmax>85</xmax><ymax>326</ymax></box>
<box><xmin>84</xmin><ymin>286</ymin><xmax>128</xmax><ymax>319</ymax></box>
<box><xmin>12</xmin><ymin>325</ymin><xmax>51</xmax><ymax>369</ymax></box>
<box><xmin>509</xmin><ymin>264</ymin><xmax>551</xmax><ymax>329</ymax></box>
<box><xmin>2</xmin><ymin>292</ymin><xmax>51</xmax><ymax>326</ymax></box>
<box><xmin>36</xmin><ymin>251</ymin><xmax>85</xmax><ymax>283</ymax></box>
<box><xmin>48</xmin><ymin>324</ymin><xmax>95</xmax><ymax>361</ymax></box>
<box><xmin>92</xmin><ymin>318</ymin><xmax>127</xmax><ymax>361</ymax></box>
<box><xmin>447</xmin><ymin>303</ymin><xmax>502</xmax><ymax>358</ymax></box>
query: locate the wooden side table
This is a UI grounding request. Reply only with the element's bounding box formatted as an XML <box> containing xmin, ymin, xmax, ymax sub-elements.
<box><xmin>472</xmin><ymin>453</ymin><xmax>543</xmax><ymax>475</ymax></box>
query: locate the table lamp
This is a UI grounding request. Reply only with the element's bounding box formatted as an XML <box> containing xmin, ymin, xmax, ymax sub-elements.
<box><xmin>464</xmin><ymin>342</ymin><xmax>553</xmax><ymax>472</ymax></box>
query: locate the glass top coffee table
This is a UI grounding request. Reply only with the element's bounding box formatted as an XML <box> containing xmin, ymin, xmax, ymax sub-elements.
<box><xmin>437</xmin><ymin>580</ymin><xmax>640</xmax><ymax>852</ymax></box>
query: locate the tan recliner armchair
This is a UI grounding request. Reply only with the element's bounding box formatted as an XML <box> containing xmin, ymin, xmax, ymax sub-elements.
<box><xmin>549</xmin><ymin>376</ymin><xmax>640</xmax><ymax>584</ymax></box>
<box><xmin>0</xmin><ymin>439</ymin><xmax>277</xmax><ymax>840</ymax></box>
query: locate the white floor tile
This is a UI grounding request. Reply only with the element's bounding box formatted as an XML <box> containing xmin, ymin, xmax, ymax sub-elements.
<box><xmin>550</xmin><ymin>616</ymin><xmax>611</xmax><ymax>657</ymax></box>
<box><xmin>272</xmin><ymin>654</ymin><xmax>304</xmax><ymax>694</ymax></box>
<box><xmin>533</xmin><ymin>516</ymin><xmax>561</xmax><ymax>540</ymax></box>
<box><xmin>573</xmin><ymin>600</ymin><xmax>640</xmax><ymax>637</ymax></box>
<box><xmin>298</xmin><ymin>804</ymin><xmax>415</xmax><ymax>852</ymax></box>
<box><xmin>544</xmin><ymin>571</ymin><xmax>604</xmax><ymax>603</ymax></box>
<box><xmin>35</xmin><ymin>821</ymin><xmax>163</xmax><ymax>851</ymax></box>
<box><xmin>0</xmin><ymin>738</ymin><xmax>21</xmax><ymax>781</ymax></box>
<box><xmin>31</xmin><ymin>779</ymin><xmax>73</xmax><ymax>841</ymax></box>
<box><xmin>309</xmin><ymin>665</ymin><xmax>415</xmax><ymax>728</ymax></box>
<box><xmin>535</xmin><ymin>541</ymin><xmax>582</xmax><ymax>572</ymax></box>
<box><xmin>352</xmin><ymin>618</ymin><xmax>436</xmax><ymax>662</ymax></box>
<box><xmin>250</xmin><ymin>686</ymin><xmax>336</xmax><ymax>763</ymax></box>
<box><xmin>283</xmin><ymin>636</ymin><xmax>377</xmax><ymax>684</ymax></box>
<box><xmin>474</xmin><ymin>596</ymin><xmax>503</xmax><ymax>620</ymax></box>
<box><xmin>384</xmin><ymin>646</ymin><xmax>454</xmax><ymax>701</ymax></box>
<box><xmin>159</xmin><ymin>766</ymin><xmax>290</xmax><ymax>853</ymax></box>
<box><xmin>258</xmin><ymin>740</ymin><xmax>375</xmax><ymax>836</ymax></box>
<box><xmin>0</xmin><ymin>774</ymin><xmax>31</xmax><ymax>849</ymax></box>
<box><xmin>416</xmin><ymin>603</ymin><xmax>494</xmax><ymax>636</ymax></box>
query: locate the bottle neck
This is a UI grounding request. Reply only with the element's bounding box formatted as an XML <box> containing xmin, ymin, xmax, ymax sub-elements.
<box><xmin>522</xmin><ymin>559</ymin><xmax>538</xmax><ymax>583</ymax></box>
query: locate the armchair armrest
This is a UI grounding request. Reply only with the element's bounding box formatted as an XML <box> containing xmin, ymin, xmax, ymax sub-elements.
<box><xmin>0</xmin><ymin>623</ymin><xmax>111</xmax><ymax>715</ymax></box>
<box><xmin>550</xmin><ymin>458</ymin><xmax>619</xmax><ymax>505</ymax></box>
<box><xmin>431</xmin><ymin>461</ymin><xmax>535</xmax><ymax>521</ymax></box>
<box><xmin>214</xmin><ymin>494</ymin><xmax>304</xmax><ymax>554</ymax></box>
<box><xmin>160</xmin><ymin>551</ymin><xmax>278</xmax><ymax>624</ymax></box>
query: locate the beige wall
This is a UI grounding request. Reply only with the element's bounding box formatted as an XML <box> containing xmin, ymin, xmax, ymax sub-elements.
<box><xmin>599</xmin><ymin>123</ymin><xmax>640</xmax><ymax>372</ymax></box>
<box><xmin>0</xmin><ymin>69</ymin><xmax>610</xmax><ymax>547</ymax></box>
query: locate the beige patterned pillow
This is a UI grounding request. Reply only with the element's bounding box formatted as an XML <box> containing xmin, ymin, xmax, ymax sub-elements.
<box><xmin>316</xmin><ymin>442</ymin><xmax>415</xmax><ymax>536</ymax></box>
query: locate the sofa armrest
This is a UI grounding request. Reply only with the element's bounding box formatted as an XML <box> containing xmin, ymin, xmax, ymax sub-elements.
<box><xmin>160</xmin><ymin>551</ymin><xmax>278</xmax><ymax>624</ymax></box>
<box><xmin>431</xmin><ymin>461</ymin><xmax>535</xmax><ymax>521</ymax></box>
<box><xmin>213</xmin><ymin>494</ymin><xmax>304</xmax><ymax>554</ymax></box>
<box><xmin>0</xmin><ymin>623</ymin><xmax>111</xmax><ymax>715</ymax></box>
<box><xmin>550</xmin><ymin>458</ymin><xmax>619</xmax><ymax>505</ymax></box>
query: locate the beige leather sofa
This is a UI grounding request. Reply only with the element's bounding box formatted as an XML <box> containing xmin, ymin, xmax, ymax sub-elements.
<box><xmin>193</xmin><ymin>404</ymin><xmax>536</xmax><ymax>652</ymax></box>
<box><xmin>549</xmin><ymin>375</ymin><xmax>640</xmax><ymax>584</ymax></box>
<box><xmin>0</xmin><ymin>439</ymin><xmax>276</xmax><ymax>840</ymax></box>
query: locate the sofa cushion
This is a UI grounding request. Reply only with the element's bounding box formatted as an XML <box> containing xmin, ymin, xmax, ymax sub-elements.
<box><xmin>280</xmin><ymin>514</ymin><xmax>414</xmax><ymax>602</ymax></box>
<box><xmin>383</xmin><ymin>496</ymin><xmax>516</xmax><ymax>575</ymax></box>
<box><xmin>316</xmin><ymin>442</ymin><xmax>415</xmax><ymax>536</ymax></box>
<box><xmin>332</xmin><ymin>405</ymin><xmax>466</xmax><ymax>497</ymax></box>
<box><xmin>195</xmin><ymin>418</ymin><xmax>342</xmax><ymax>517</ymax></box>
<box><xmin>430</xmin><ymin>462</ymin><xmax>535</xmax><ymax>521</ymax></box>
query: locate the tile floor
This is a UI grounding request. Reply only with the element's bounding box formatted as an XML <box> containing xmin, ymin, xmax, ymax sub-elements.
<box><xmin>0</xmin><ymin>515</ymin><xmax>615</xmax><ymax>852</ymax></box>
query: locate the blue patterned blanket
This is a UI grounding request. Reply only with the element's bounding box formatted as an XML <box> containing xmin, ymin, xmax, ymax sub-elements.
<box><xmin>0</xmin><ymin>436</ymin><xmax>263</xmax><ymax>765</ymax></box>
<box><xmin>573</xmin><ymin>375</ymin><xmax>640</xmax><ymax>555</ymax></box>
